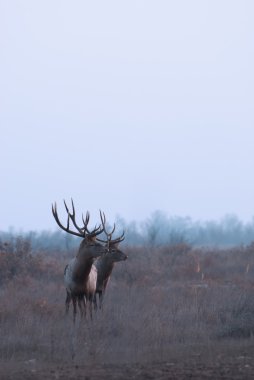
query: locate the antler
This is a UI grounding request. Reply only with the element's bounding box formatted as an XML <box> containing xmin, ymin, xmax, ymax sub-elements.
<box><xmin>52</xmin><ymin>201</ymin><xmax>85</xmax><ymax>238</ymax></box>
<box><xmin>63</xmin><ymin>199</ymin><xmax>85</xmax><ymax>235</ymax></box>
<box><xmin>81</xmin><ymin>211</ymin><xmax>104</xmax><ymax>238</ymax></box>
<box><xmin>52</xmin><ymin>199</ymin><xmax>104</xmax><ymax>239</ymax></box>
<box><xmin>96</xmin><ymin>211</ymin><xmax>125</xmax><ymax>246</ymax></box>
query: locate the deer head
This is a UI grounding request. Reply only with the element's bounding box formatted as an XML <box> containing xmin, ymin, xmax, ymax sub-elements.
<box><xmin>96</xmin><ymin>211</ymin><xmax>127</xmax><ymax>261</ymax></box>
<box><xmin>52</xmin><ymin>199</ymin><xmax>107</xmax><ymax>259</ymax></box>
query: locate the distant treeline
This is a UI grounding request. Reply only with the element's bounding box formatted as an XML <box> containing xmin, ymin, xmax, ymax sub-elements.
<box><xmin>1</xmin><ymin>211</ymin><xmax>254</xmax><ymax>251</ymax></box>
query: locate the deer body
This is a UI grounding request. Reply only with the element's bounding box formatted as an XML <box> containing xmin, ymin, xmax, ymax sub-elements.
<box><xmin>64</xmin><ymin>241</ymin><xmax>101</xmax><ymax>296</ymax></box>
<box><xmin>52</xmin><ymin>200</ymin><xmax>106</xmax><ymax>321</ymax></box>
<box><xmin>64</xmin><ymin>242</ymin><xmax>103</xmax><ymax>319</ymax></box>
<box><xmin>52</xmin><ymin>202</ymin><xmax>126</xmax><ymax>320</ymax></box>
<box><xmin>95</xmin><ymin>258</ymin><xmax>114</xmax><ymax>291</ymax></box>
<box><xmin>92</xmin><ymin>243</ymin><xmax>127</xmax><ymax>309</ymax></box>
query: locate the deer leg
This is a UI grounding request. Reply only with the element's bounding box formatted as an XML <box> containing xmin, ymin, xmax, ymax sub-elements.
<box><xmin>93</xmin><ymin>294</ymin><xmax>98</xmax><ymax>311</ymax></box>
<box><xmin>77</xmin><ymin>296</ymin><xmax>84</xmax><ymax>318</ymax></box>
<box><xmin>88</xmin><ymin>295</ymin><xmax>93</xmax><ymax>320</ymax></box>
<box><xmin>82</xmin><ymin>296</ymin><xmax>87</xmax><ymax>318</ymax></box>
<box><xmin>72</xmin><ymin>296</ymin><xmax>77</xmax><ymax>323</ymax></box>
<box><xmin>65</xmin><ymin>290</ymin><xmax>71</xmax><ymax>315</ymax></box>
<box><xmin>98</xmin><ymin>292</ymin><xmax>104</xmax><ymax>310</ymax></box>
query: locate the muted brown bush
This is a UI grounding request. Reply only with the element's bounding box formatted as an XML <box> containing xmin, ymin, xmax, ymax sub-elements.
<box><xmin>0</xmin><ymin>237</ymin><xmax>64</xmax><ymax>286</ymax></box>
<box><xmin>0</xmin><ymin>242</ymin><xmax>254</xmax><ymax>365</ymax></box>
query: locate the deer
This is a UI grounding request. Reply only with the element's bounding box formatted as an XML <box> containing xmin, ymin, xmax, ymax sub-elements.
<box><xmin>52</xmin><ymin>200</ymin><xmax>108</xmax><ymax>321</ymax></box>
<box><xmin>90</xmin><ymin>211</ymin><xmax>127</xmax><ymax>310</ymax></box>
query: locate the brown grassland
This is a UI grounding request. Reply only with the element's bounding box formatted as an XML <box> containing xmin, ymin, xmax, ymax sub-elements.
<box><xmin>1</xmin><ymin>239</ymin><xmax>254</xmax><ymax>379</ymax></box>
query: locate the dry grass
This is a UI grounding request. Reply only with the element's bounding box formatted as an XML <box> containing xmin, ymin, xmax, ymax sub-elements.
<box><xmin>1</xmin><ymin>239</ymin><xmax>254</xmax><ymax>366</ymax></box>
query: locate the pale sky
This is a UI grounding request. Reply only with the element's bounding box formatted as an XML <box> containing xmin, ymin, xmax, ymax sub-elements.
<box><xmin>0</xmin><ymin>1</ymin><xmax>253</xmax><ymax>231</ymax></box>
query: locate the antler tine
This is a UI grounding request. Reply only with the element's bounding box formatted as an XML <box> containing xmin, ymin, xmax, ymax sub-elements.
<box><xmin>71</xmin><ymin>198</ymin><xmax>76</xmax><ymax>217</ymax></box>
<box><xmin>96</xmin><ymin>211</ymin><xmax>117</xmax><ymax>244</ymax></box>
<box><xmin>64</xmin><ymin>199</ymin><xmax>69</xmax><ymax>214</ymax></box>
<box><xmin>109</xmin><ymin>230</ymin><xmax>125</xmax><ymax>245</ymax></box>
<box><xmin>63</xmin><ymin>199</ymin><xmax>85</xmax><ymax>236</ymax></box>
<box><xmin>63</xmin><ymin>199</ymin><xmax>76</xmax><ymax>225</ymax></box>
<box><xmin>51</xmin><ymin>202</ymin><xmax>85</xmax><ymax>238</ymax></box>
<box><xmin>98</xmin><ymin>210</ymin><xmax>105</xmax><ymax>230</ymax></box>
<box><xmin>102</xmin><ymin>211</ymin><xmax>116</xmax><ymax>237</ymax></box>
<box><xmin>96</xmin><ymin>210</ymin><xmax>108</xmax><ymax>244</ymax></box>
<box><xmin>52</xmin><ymin>202</ymin><xmax>65</xmax><ymax>230</ymax></box>
<box><xmin>91</xmin><ymin>224</ymin><xmax>104</xmax><ymax>237</ymax></box>
<box><xmin>106</xmin><ymin>222</ymin><xmax>116</xmax><ymax>240</ymax></box>
<box><xmin>85</xmin><ymin>211</ymin><xmax>90</xmax><ymax>225</ymax></box>
<box><xmin>110</xmin><ymin>223</ymin><xmax>116</xmax><ymax>236</ymax></box>
<box><xmin>66</xmin><ymin>213</ymin><xmax>70</xmax><ymax>230</ymax></box>
<box><xmin>101</xmin><ymin>211</ymin><xmax>109</xmax><ymax>235</ymax></box>
<box><xmin>81</xmin><ymin>211</ymin><xmax>90</xmax><ymax>231</ymax></box>
<box><xmin>80</xmin><ymin>211</ymin><xmax>103</xmax><ymax>237</ymax></box>
<box><xmin>52</xmin><ymin>203</ymin><xmax>58</xmax><ymax>223</ymax></box>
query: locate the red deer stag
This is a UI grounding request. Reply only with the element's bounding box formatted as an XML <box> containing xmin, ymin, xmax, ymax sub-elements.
<box><xmin>92</xmin><ymin>211</ymin><xmax>127</xmax><ymax>310</ymax></box>
<box><xmin>52</xmin><ymin>200</ymin><xmax>107</xmax><ymax>321</ymax></box>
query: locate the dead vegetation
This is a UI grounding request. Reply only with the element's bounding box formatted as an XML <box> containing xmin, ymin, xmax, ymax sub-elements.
<box><xmin>0</xmin><ymin>238</ymin><xmax>254</xmax><ymax>366</ymax></box>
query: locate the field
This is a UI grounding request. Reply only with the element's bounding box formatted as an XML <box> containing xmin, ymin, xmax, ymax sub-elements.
<box><xmin>1</xmin><ymin>239</ymin><xmax>254</xmax><ymax>379</ymax></box>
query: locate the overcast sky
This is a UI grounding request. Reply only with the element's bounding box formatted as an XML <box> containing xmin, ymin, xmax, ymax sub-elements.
<box><xmin>0</xmin><ymin>1</ymin><xmax>253</xmax><ymax>231</ymax></box>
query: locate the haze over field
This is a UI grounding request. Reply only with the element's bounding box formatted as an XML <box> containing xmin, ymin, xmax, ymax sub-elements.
<box><xmin>1</xmin><ymin>1</ymin><xmax>253</xmax><ymax>231</ymax></box>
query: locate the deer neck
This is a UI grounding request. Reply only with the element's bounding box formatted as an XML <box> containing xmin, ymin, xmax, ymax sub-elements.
<box><xmin>73</xmin><ymin>255</ymin><xmax>94</xmax><ymax>284</ymax></box>
<box><xmin>99</xmin><ymin>259</ymin><xmax>115</xmax><ymax>281</ymax></box>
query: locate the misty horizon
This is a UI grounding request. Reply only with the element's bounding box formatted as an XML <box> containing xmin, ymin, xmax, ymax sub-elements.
<box><xmin>1</xmin><ymin>210</ymin><xmax>254</xmax><ymax>250</ymax></box>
